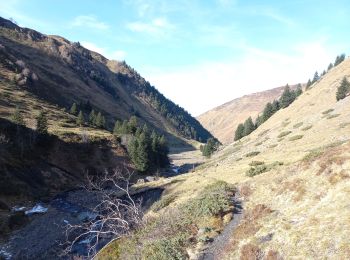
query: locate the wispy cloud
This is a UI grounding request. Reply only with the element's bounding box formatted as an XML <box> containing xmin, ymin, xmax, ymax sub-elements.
<box><xmin>127</xmin><ymin>17</ymin><xmax>174</xmax><ymax>36</ymax></box>
<box><xmin>71</xmin><ymin>15</ymin><xmax>109</xmax><ymax>30</ymax></box>
<box><xmin>261</xmin><ymin>9</ymin><xmax>295</xmax><ymax>27</ymax></box>
<box><xmin>81</xmin><ymin>41</ymin><xmax>127</xmax><ymax>61</ymax></box>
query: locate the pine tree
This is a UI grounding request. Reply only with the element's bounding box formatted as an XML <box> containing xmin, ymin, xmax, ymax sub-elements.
<box><xmin>70</xmin><ymin>102</ymin><xmax>78</xmax><ymax>115</ymax></box>
<box><xmin>255</xmin><ymin>115</ymin><xmax>263</xmax><ymax>128</ymax></box>
<box><xmin>306</xmin><ymin>79</ymin><xmax>312</xmax><ymax>89</ymax></box>
<box><xmin>128</xmin><ymin>116</ymin><xmax>138</xmax><ymax>134</ymax></box>
<box><xmin>76</xmin><ymin>111</ymin><xmax>85</xmax><ymax>126</ymax></box>
<box><xmin>134</xmin><ymin>132</ymin><xmax>150</xmax><ymax>172</ymax></box>
<box><xmin>11</xmin><ymin>106</ymin><xmax>25</xmax><ymax>126</ymax></box>
<box><xmin>334</xmin><ymin>54</ymin><xmax>345</xmax><ymax>66</ymax></box>
<box><xmin>336</xmin><ymin>77</ymin><xmax>350</xmax><ymax>101</ymax></box>
<box><xmin>36</xmin><ymin>111</ymin><xmax>48</xmax><ymax>134</ymax></box>
<box><xmin>101</xmin><ymin>116</ymin><xmax>106</xmax><ymax>129</ymax></box>
<box><xmin>89</xmin><ymin>109</ymin><xmax>96</xmax><ymax>126</ymax></box>
<box><xmin>321</xmin><ymin>70</ymin><xmax>326</xmax><ymax>76</ymax></box>
<box><xmin>113</xmin><ymin>120</ymin><xmax>122</xmax><ymax>136</ymax></box>
<box><xmin>312</xmin><ymin>71</ymin><xmax>319</xmax><ymax>83</ymax></box>
<box><xmin>234</xmin><ymin>123</ymin><xmax>245</xmax><ymax>141</ymax></box>
<box><xmin>243</xmin><ymin>117</ymin><xmax>255</xmax><ymax>136</ymax></box>
<box><xmin>280</xmin><ymin>85</ymin><xmax>295</xmax><ymax>108</ymax></box>
<box><xmin>295</xmin><ymin>84</ymin><xmax>303</xmax><ymax>97</ymax></box>
<box><xmin>327</xmin><ymin>63</ymin><xmax>333</xmax><ymax>71</ymax></box>
<box><xmin>272</xmin><ymin>100</ymin><xmax>280</xmax><ymax>112</ymax></box>
<box><xmin>262</xmin><ymin>102</ymin><xmax>274</xmax><ymax>122</ymax></box>
<box><xmin>95</xmin><ymin>112</ymin><xmax>103</xmax><ymax>128</ymax></box>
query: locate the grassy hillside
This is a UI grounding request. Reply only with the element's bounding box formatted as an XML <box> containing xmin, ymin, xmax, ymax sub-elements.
<box><xmin>101</xmin><ymin>56</ymin><xmax>350</xmax><ymax>259</ymax></box>
<box><xmin>197</xmin><ymin>85</ymin><xmax>299</xmax><ymax>144</ymax></box>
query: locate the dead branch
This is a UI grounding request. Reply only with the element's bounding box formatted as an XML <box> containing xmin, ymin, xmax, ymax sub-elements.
<box><xmin>62</xmin><ymin>168</ymin><xmax>143</xmax><ymax>259</ymax></box>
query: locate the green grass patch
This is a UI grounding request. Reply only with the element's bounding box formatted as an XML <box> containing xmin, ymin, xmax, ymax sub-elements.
<box><xmin>255</xmin><ymin>141</ymin><xmax>263</xmax><ymax>146</ymax></box>
<box><xmin>278</xmin><ymin>131</ymin><xmax>292</xmax><ymax>138</ymax></box>
<box><xmin>245</xmin><ymin>151</ymin><xmax>260</xmax><ymax>157</ymax></box>
<box><xmin>269</xmin><ymin>144</ymin><xmax>278</xmax><ymax>148</ymax></box>
<box><xmin>293</xmin><ymin>122</ymin><xmax>303</xmax><ymax>128</ymax></box>
<box><xmin>322</xmin><ymin>108</ymin><xmax>334</xmax><ymax>115</ymax></box>
<box><xmin>249</xmin><ymin>161</ymin><xmax>264</xmax><ymax>166</ymax></box>
<box><xmin>151</xmin><ymin>193</ymin><xmax>177</xmax><ymax>212</ymax></box>
<box><xmin>301</xmin><ymin>125</ymin><xmax>312</xmax><ymax>131</ymax></box>
<box><xmin>183</xmin><ymin>181</ymin><xmax>234</xmax><ymax>218</ymax></box>
<box><xmin>289</xmin><ymin>135</ymin><xmax>303</xmax><ymax>141</ymax></box>
<box><xmin>246</xmin><ymin>164</ymin><xmax>268</xmax><ymax>177</ymax></box>
<box><xmin>327</xmin><ymin>114</ymin><xmax>340</xmax><ymax>119</ymax></box>
<box><xmin>103</xmin><ymin>181</ymin><xmax>235</xmax><ymax>259</ymax></box>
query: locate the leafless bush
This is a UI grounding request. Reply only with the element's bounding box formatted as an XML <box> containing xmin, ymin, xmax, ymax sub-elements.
<box><xmin>62</xmin><ymin>169</ymin><xmax>143</xmax><ymax>259</ymax></box>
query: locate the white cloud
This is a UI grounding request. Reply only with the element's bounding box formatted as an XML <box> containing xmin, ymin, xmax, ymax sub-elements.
<box><xmin>143</xmin><ymin>41</ymin><xmax>335</xmax><ymax>116</ymax></box>
<box><xmin>71</xmin><ymin>15</ymin><xmax>109</xmax><ymax>30</ymax></box>
<box><xmin>127</xmin><ymin>17</ymin><xmax>174</xmax><ymax>36</ymax></box>
<box><xmin>81</xmin><ymin>41</ymin><xmax>127</xmax><ymax>61</ymax></box>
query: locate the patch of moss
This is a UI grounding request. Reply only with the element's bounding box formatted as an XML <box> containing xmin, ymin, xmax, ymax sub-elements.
<box><xmin>278</xmin><ymin>131</ymin><xmax>292</xmax><ymax>138</ymax></box>
<box><xmin>289</xmin><ymin>135</ymin><xmax>303</xmax><ymax>141</ymax></box>
<box><xmin>301</xmin><ymin>125</ymin><xmax>313</xmax><ymax>131</ymax></box>
<box><xmin>245</xmin><ymin>151</ymin><xmax>260</xmax><ymax>157</ymax></box>
<box><xmin>293</xmin><ymin>122</ymin><xmax>303</xmax><ymax>128</ymax></box>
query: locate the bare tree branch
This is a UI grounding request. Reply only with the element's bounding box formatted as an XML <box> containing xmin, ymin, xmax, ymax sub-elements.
<box><xmin>62</xmin><ymin>168</ymin><xmax>143</xmax><ymax>259</ymax></box>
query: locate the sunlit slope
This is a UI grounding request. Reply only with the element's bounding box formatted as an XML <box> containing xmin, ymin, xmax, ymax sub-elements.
<box><xmin>139</xmin><ymin>57</ymin><xmax>350</xmax><ymax>259</ymax></box>
<box><xmin>197</xmin><ymin>85</ymin><xmax>298</xmax><ymax>144</ymax></box>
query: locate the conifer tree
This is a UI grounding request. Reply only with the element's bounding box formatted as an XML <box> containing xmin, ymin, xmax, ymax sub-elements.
<box><xmin>76</xmin><ymin>111</ymin><xmax>85</xmax><ymax>126</ymax></box>
<box><xmin>234</xmin><ymin>123</ymin><xmax>245</xmax><ymax>141</ymax></box>
<box><xmin>334</xmin><ymin>54</ymin><xmax>345</xmax><ymax>66</ymax></box>
<box><xmin>306</xmin><ymin>79</ymin><xmax>312</xmax><ymax>89</ymax></box>
<box><xmin>295</xmin><ymin>84</ymin><xmax>303</xmax><ymax>97</ymax></box>
<box><xmin>312</xmin><ymin>71</ymin><xmax>319</xmax><ymax>83</ymax></box>
<box><xmin>243</xmin><ymin>117</ymin><xmax>255</xmax><ymax>136</ymax></box>
<box><xmin>95</xmin><ymin>112</ymin><xmax>103</xmax><ymax>128</ymax></box>
<box><xmin>280</xmin><ymin>85</ymin><xmax>295</xmax><ymax>108</ymax></box>
<box><xmin>101</xmin><ymin>116</ymin><xmax>106</xmax><ymax>129</ymax></box>
<box><xmin>113</xmin><ymin>120</ymin><xmax>122</xmax><ymax>136</ymax></box>
<box><xmin>11</xmin><ymin>106</ymin><xmax>25</xmax><ymax>126</ymax></box>
<box><xmin>255</xmin><ymin>115</ymin><xmax>263</xmax><ymax>128</ymax></box>
<box><xmin>70</xmin><ymin>102</ymin><xmax>78</xmax><ymax>115</ymax></box>
<box><xmin>89</xmin><ymin>109</ymin><xmax>96</xmax><ymax>126</ymax></box>
<box><xmin>262</xmin><ymin>102</ymin><xmax>274</xmax><ymax>122</ymax></box>
<box><xmin>128</xmin><ymin>116</ymin><xmax>138</xmax><ymax>134</ymax></box>
<box><xmin>336</xmin><ymin>77</ymin><xmax>350</xmax><ymax>101</ymax></box>
<box><xmin>272</xmin><ymin>100</ymin><xmax>280</xmax><ymax>112</ymax></box>
<box><xmin>327</xmin><ymin>63</ymin><xmax>333</xmax><ymax>71</ymax></box>
<box><xmin>36</xmin><ymin>111</ymin><xmax>48</xmax><ymax>134</ymax></box>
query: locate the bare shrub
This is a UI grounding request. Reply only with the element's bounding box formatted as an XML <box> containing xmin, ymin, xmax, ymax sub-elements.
<box><xmin>62</xmin><ymin>169</ymin><xmax>143</xmax><ymax>258</ymax></box>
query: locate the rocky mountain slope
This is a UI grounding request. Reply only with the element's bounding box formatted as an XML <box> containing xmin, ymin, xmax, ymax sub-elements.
<box><xmin>0</xmin><ymin>17</ymin><xmax>212</xmax><ymax>144</ymax></box>
<box><xmin>197</xmin><ymin>85</ymin><xmax>298</xmax><ymax>144</ymax></box>
<box><xmin>103</xmin><ymin>55</ymin><xmax>350</xmax><ymax>259</ymax></box>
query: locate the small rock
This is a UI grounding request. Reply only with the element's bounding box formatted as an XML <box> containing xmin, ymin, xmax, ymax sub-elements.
<box><xmin>136</xmin><ymin>178</ymin><xmax>145</xmax><ymax>184</ymax></box>
<box><xmin>259</xmin><ymin>233</ymin><xmax>274</xmax><ymax>243</ymax></box>
<box><xmin>223</xmin><ymin>212</ymin><xmax>233</xmax><ymax>224</ymax></box>
<box><xmin>145</xmin><ymin>176</ymin><xmax>156</xmax><ymax>182</ymax></box>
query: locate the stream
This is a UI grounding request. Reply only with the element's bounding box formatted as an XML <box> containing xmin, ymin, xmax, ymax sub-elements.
<box><xmin>0</xmin><ymin>187</ymin><xmax>164</xmax><ymax>259</ymax></box>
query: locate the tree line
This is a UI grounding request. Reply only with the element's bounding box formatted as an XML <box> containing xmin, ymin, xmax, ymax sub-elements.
<box><xmin>306</xmin><ymin>53</ymin><xmax>346</xmax><ymax>89</ymax></box>
<box><xmin>113</xmin><ymin>116</ymin><xmax>169</xmax><ymax>172</ymax></box>
<box><xmin>234</xmin><ymin>84</ymin><xmax>302</xmax><ymax>141</ymax></box>
<box><xmin>116</xmin><ymin>61</ymin><xmax>213</xmax><ymax>142</ymax></box>
<box><xmin>70</xmin><ymin>102</ymin><xmax>106</xmax><ymax>129</ymax></box>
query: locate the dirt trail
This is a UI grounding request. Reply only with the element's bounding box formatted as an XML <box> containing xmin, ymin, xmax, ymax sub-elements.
<box><xmin>198</xmin><ymin>193</ymin><xmax>243</xmax><ymax>260</ymax></box>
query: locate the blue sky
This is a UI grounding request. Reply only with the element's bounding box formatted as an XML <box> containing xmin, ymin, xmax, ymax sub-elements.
<box><xmin>1</xmin><ymin>0</ymin><xmax>349</xmax><ymax>115</ymax></box>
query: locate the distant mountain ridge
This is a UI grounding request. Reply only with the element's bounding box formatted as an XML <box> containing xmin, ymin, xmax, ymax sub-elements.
<box><xmin>197</xmin><ymin>84</ymin><xmax>298</xmax><ymax>144</ymax></box>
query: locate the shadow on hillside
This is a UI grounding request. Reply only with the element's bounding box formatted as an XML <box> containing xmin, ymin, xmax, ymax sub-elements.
<box><xmin>0</xmin><ymin>117</ymin><xmax>130</xmax><ymax>204</ymax></box>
